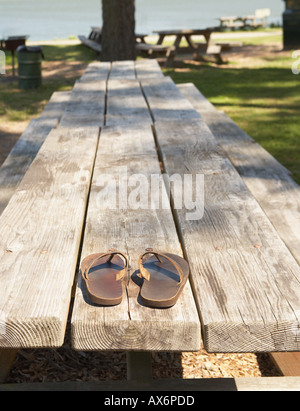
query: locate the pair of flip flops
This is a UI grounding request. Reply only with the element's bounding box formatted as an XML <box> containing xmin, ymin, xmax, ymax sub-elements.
<box><xmin>80</xmin><ymin>249</ymin><xmax>190</xmax><ymax>308</ymax></box>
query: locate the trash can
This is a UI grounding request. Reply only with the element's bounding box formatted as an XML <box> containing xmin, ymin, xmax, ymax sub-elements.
<box><xmin>283</xmin><ymin>10</ymin><xmax>300</xmax><ymax>48</ymax></box>
<box><xmin>17</xmin><ymin>45</ymin><xmax>44</xmax><ymax>89</ymax></box>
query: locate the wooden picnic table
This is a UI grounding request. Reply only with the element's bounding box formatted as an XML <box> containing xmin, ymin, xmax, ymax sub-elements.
<box><xmin>154</xmin><ymin>28</ymin><xmax>214</xmax><ymax>48</ymax></box>
<box><xmin>1</xmin><ymin>59</ymin><xmax>300</xmax><ymax>390</ymax></box>
<box><xmin>151</xmin><ymin>28</ymin><xmax>224</xmax><ymax>64</ymax></box>
<box><xmin>218</xmin><ymin>9</ymin><xmax>271</xmax><ymax>30</ymax></box>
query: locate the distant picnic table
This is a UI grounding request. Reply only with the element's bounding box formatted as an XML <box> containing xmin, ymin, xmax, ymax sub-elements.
<box><xmin>137</xmin><ymin>28</ymin><xmax>224</xmax><ymax>65</ymax></box>
<box><xmin>1</xmin><ymin>59</ymin><xmax>300</xmax><ymax>390</ymax></box>
<box><xmin>219</xmin><ymin>8</ymin><xmax>271</xmax><ymax>30</ymax></box>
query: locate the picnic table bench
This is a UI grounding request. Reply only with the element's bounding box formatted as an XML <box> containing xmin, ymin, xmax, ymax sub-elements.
<box><xmin>1</xmin><ymin>59</ymin><xmax>300</xmax><ymax>391</ymax></box>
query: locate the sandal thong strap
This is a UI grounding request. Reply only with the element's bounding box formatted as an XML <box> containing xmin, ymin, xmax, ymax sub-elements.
<box><xmin>83</xmin><ymin>251</ymin><xmax>129</xmax><ymax>281</ymax></box>
<box><xmin>138</xmin><ymin>250</ymin><xmax>183</xmax><ymax>283</ymax></box>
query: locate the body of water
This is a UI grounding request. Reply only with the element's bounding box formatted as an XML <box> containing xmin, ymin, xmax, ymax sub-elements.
<box><xmin>0</xmin><ymin>0</ymin><xmax>285</xmax><ymax>41</ymax></box>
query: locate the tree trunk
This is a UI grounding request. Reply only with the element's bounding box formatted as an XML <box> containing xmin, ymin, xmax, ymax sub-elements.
<box><xmin>101</xmin><ymin>0</ymin><xmax>136</xmax><ymax>61</ymax></box>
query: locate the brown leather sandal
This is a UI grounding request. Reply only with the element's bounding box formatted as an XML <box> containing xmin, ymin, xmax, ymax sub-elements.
<box><xmin>138</xmin><ymin>249</ymin><xmax>190</xmax><ymax>308</ymax></box>
<box><xmin>80</xmin><ymin>250</ymin><xmax>128</xmax><ymax>306</ymax></box>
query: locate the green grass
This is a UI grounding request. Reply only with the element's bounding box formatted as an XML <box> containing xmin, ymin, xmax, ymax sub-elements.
<box><xmin>164</xmin><ymin>53</ymin><xmax>300</xmax><ymax>184</ymax></box>
<box><xmin>0</xmin><ymin>44</ymin><xmax>95</xmax><ymax>122</ymax></box>
<box><xmin>0</xmin><ymin>79</ymin><xmax>71</xmax><ymax>121</ymax></box>
<box><xmin>148</xmin><ymin>28</ymin><xmax>283</xmax><ymax>47</ymax></box>
<box><xmin>41</xmin><ymin>44</ymin><xmax>96</xmax><ymax>62</ymax></box>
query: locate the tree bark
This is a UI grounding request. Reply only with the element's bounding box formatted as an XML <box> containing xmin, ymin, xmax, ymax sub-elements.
<box><xmin>101</xmin><ymin>0</ymin><xmax>136</xmax><ymax>61</ymax></box>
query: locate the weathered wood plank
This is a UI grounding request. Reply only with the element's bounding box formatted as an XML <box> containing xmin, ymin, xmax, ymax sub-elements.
<box><xmin>79</xmin><ymin>62</ymin><xmax>111</xmax><ymax>83</ymax></box>
<box><xmin>154</xmin><ymin>119</ymin><xmax>300</xmax><ymax>353</ymax></box>
<box><xmin>1</xmin><ymin>376</ymin><xmax>300</xmax><ymax>391</ymax></box>
<box><xmin>39</xmin><ymin>90</ymin><xmax>72</xmax><ymax>121</ymax></box>
<box><xmin>235</xmin><ymin>376</ymin><xmax>300</xmax><ymax>391</ymax></box>
<box><xmin>177</xmin><ymin>83</ymin><xmax>216</xmax><ymax>113</ymax></box>
<box><xmin>0</xmin><ymin>127</ymin><xmax>99</xmax><ymax>348</ymax></box>
<box><xmin>109</xmin><ymin>60</ymin><xmax>136</xmax><ymax>80</ymax></box>
<box><xmin>135</xmin><ymin>59</ymin><xmax>164</xmax><ymax>79</ymax></box>
<box><xmin>271</xmin><ymin>352</ymin><xmax>300</xmax><ymax>376</ymax></box>
<box><xmin>106</xmin><ymin>79</ymin><xmax>153</xmax><ymax>126</ymax></box>
<box><xmin>141</xmin><ymin>77</ymin><xmax>201</xmax><ymax>122</ymax></box>
<box><xmin>135</xmin><ymin>43</ymin><xmax>175</xmax><ymax>58</ymax></box>
<box><xmin>59</xmin><ymin>80</ymin><xmax>106</xmax><ymax>127</ymax></box>
<box><xmin>71</xmin><ymin>125</ymin><xmax>201</xmax><ymax>351</ymax></box>
<box><xmin>0</xmin><ymin>91</ymin><xmax>71</xmax><ymax>216</ymax></box>
<box><xmin>78</xmin><ymin>35</ymin><xmax>102</xmax><ymax>54</ymax></box>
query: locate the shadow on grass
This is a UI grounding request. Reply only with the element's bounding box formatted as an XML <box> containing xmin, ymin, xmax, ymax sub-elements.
<box><xmin>165</xmin><ymin>62</ymin><xmax>300</xmax><ymax>184</ymax></box>
<box><xmin>42</xmin><ymin>44</ymin><xmax>97</xmax><ymax>62</ymax></box>
<box><xmin>166</xmin><ymin>63</ymin><xmax>300</xmax><ymax>102</ymax></box>
<box><xmin>0</xmin><ymin>77</ymin><xmax>79</xmax><ymax>120</ymax></box>
<box><xmin>3</xmin><ymin>44</ymin><xmax>97</xmax><ymax>66</ymax></box>
<box><xmin>0</xmin><ymin>44</ymin><xmax>97</xmax><ymax>120</ymax></box>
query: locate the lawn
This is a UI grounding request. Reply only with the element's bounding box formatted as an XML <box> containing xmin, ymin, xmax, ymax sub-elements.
<box><xmin>165</xmin><ymin>55</ymin><xmax>300</xmax><ymax>183</ymax></box>
<box><xmin>0</xmin><ymin>31</ymin><xmax>299</xmax><ymax>184</ymax></box>
<box><xmin>0</xmin><ymin>44</ymin><xmax>95</xmax><ymax>122</ymax></box>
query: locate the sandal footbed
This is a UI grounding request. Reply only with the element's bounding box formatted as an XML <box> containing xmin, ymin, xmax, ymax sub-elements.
<box><xmin>81</xmin><ymin>253</ymin><xmax>125</xmax><ymax>306</ymax></box>
<box><xmin>140</xmin><ymin>253</ymin><xmax>189</xmax><ymax>308</ymax></box>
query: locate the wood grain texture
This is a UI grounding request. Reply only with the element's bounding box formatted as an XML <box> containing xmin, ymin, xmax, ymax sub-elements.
<box><xmin>141</xmin><ymin>77</ymin><xmax>201</xmax><ymax>122</ymax></box>
<box><xmin>0</xmin><ymin>91</ymin><xmax>71</xmax><ymax>216</ymax></box>
<box><xmin>109</xmin><ymin>60</ymin><xmax>136</xmax><ymax>80</ymax></box>
<box><xmin>0</xmin><ymin>127</ymin><xmax>99</xmax><ymax>348</ymax></box>
<box><xmin>59</xmin><ymin>80</ymin><xmax>106</xmax><ymax>127</ymax></box>
<box><xmin>154</xmin><ymin>119</ymin><xmax>300</xmax><ymax>353</ymax></box>
<box><xmin>71</xmin><ymin>125</ymin><xmax>201</xmax><ymax>351</ymax></box>
<box><xmin>135</xmin><ymin>59</ymin><xmax>164</xmax><ymax>79</ymax></box>
<box><xmin>235</xmin><ymin>376</ymin><xmax>300</xmax><ymax>391</ymax></box>
<box><xmin>177</xmin><ymin>83</ymin><xmax>216</xmax><ymax>113</ymax></box>
<box><xmin>106</xmin><ymin>79</ymin><xmax>153</xmax><ymax>126</ymax></box>
<box><xmin>270</xmin><ymin>352</ymin><xmax>300</xmax><ymax>376</ymax></box>
<box><xmin>79</xmin><ymin>61</ymin><xmax>111</xmax><ymax>82</ymax></box>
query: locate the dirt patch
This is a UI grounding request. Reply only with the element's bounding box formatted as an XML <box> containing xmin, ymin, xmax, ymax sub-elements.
<box><xmin>162</xmin><ymin>44</ymin><xmax>291</xmax><ymax>71</ymax></box>
<box><xmin>0</xmin><ymin>60</ymin><xmax>88</xmax><ymax>165</ymax></box>
<box><xmin>42</xmin><ymin>60</ymin><xmax>87</xmax><ymax>79</ymax></box>
<box><xmin>223</xmin><ymin>44</ymin><xmax>291</xmax><ymax>68</ymax></box>
<box><xmin>7</xmin><ymin>349</ymin><xmax>279</xmax><ymax>383</ymax></box>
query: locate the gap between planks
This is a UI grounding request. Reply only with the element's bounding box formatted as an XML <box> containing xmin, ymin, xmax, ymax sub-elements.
<box><xmin>71</xmin><ymin>124</ymin><xmax>201</xmax><ymax>352</ymax></box>
<box><xmin>177</xmin><ymin>82</ymin><xmax>300</xmax><ymax>370</ymax></box>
